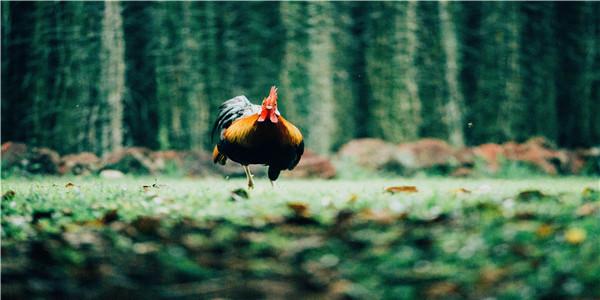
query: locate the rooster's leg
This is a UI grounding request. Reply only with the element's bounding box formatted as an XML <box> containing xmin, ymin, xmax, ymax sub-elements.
<box><xmin>243</xmin><ymin>165</ymin><xmax>254</xmax><ymax>190</ymax></box>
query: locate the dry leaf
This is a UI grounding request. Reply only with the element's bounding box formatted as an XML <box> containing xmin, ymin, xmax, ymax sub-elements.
<box><xmin>582</xmin><ymin>187</ymin><xmax>600</xmax><ymax>201</ymax></box>
<box><xmin>359</xmin><ymin>208</ymin><xmax>396</xmax><ymax>224</ymax></box>
<box><xmin>65</xmin><ymin>182</ymin><xmax>75</xmax><ymax>188</ymax></box>
<box><xmin>2</xmin><ymin>190</ymin><xmax>16</xmax><ymax>201</ymax></box>
<box><xmin>479</xmin><ymin>267</ymin><xmax>507</xmax><ymax>285</ymax></box>
<box><xmin>536</xmin><ymin>224</ymin><xmax>554</xmax><ymax>238</ymax></box>
<box><xmin>453</xmin><ymin>188</ymin><xmax>472</xmax><ymax>195</ymax></box>
<box><xmin>287</xmin><ymin>202</ymin><xmax>310</xmax><ymax>217</ymax></box>
<box><xmin>230</xmin><ymin>188</ymin><xmax>249</xmax><ymax>201</ymax></box>
<box><xmin>576</xmin><ymin>203</ymin><xmax>598</xmax><ymax>217</ymax></box>
<box><xmin>564</xmin><ymin>228</ymin><xmax>587</xmax><ymax>244</ymax></box>
<box><xmin>102</xmin><ymin>209</ymin><xmax>119</xmax><ymax>224</ymax></box>
<box><xmin>385</xmin><ymin>186</ymin><xmax>418</xmax><ymax>194</ymax></box>
<box><xmin>132</xmin><ymin>216</ymin><xmax>161</xmax><ymax>234</ymax></box>
<box><xmin>347</xmin><ymin>193</ymin><xmax>358</xmax><ymax>204</ymax></box>
<box><xmin>426</xmin><ymin>281</ymin><xmax>459</xmax><ymax>299</ymax></box>
<box><xmin>516</xmin><ymin>190</ymin><xmax>546</xmax><ymax>201</ymax></box>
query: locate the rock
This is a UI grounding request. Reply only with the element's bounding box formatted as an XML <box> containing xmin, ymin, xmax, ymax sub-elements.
<box><xmin>26</xmin><ymin>147</ymin><xmax>60</xmax><ymax>174</ymax></box>
<box><xmin>454</xmin><ymin>147</ymin><xmax>476</xmax><ymax>166</ymax></box>
<box><xmin>1</xmin><ymin>142</ymin><xmax>59</xmax><ymax>174</ymax></box>
<box><xmin>565</xmin><ymin>147</ymin><xmax>600</xmax><ymax>175</ymax></box>
<box><xmin>338</xmin><ymin>138</ymin><xmax>460</xmax><ymax>175</ymax></box>
<box><xmin>501</xmin><ymin>138</ymin><xmax>566</xmax><ymax>175</ymax></box>
<box><xmin>451</xmin><ymin>167</ymin><xmax>473</xmax><ymax>177</ymax></box>
<box><xmin>153</xmin><ymin>150</ymin><xmax>220</xmax><ymax>177</ymax></box>
<box><xmin>103</xmin><ymin>147</ymin><xmax>158</xmax><ymax>174</ymax></box>
<box><xmin>396</xmin><ymin>138</ymin><xmax>457</xmax><ymax>171</ymax></box>
<box><xmin>287</xmin><ymin>150</ymin><xmax>336</xmax><ymax>179</ymax></box>
<box><xmin>1</xmin><ymin>142</ymin><xmax>28</xmax><ymax>169</ymax></box>
<box><xmin>59</xmin><ymin>152</ymin><xmax>101</xmax><ymax>175</ymax></box>
<box><xmin>337</xmin><ymin>138</ymin><xmax>399</xmax><ymax>170</ymax></box>
<box><xmin>185</xmin><ymin>150</ymin><xmax>228</xmax><ymax>177</ymax></box>
<box><xmin>471</xmin><ymin>138</ymin><xmax>568</xmax><ymax>175</ymax></box>
<box><xmin>472</xmin><ymin>143</ymin><xmax>505</xmax><ymax>172</ymax></box>
<box><xmin>99</xmin><ymin>169</ymin><xmax>125</xmax><ymax>179</ymax></box>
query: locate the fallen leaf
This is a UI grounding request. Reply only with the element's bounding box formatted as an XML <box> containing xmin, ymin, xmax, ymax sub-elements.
<box><xmin>514</xmin><ymin>211</ymin><xmax>536</xmax><ymax>220</ymax></box>
<box><xmin>565</xmin><ymin>228</ymin><xmax>587</xmax><ymax>244</ymax></box>
<box><xmin>359</xmin><ymin>208</ymin><xmax>397</xmax><ymax>224</ymax></box>
<box><xmin>133</xmin><ymin>242</ymin><xmax>159</xmax><ymax>254</ymax></box>
<box><xmin>426</xmin><ymin>281</ymin><xmax>459</xmax><ymax>299</ymax></box>
<box><xmin>102</xmin><ymin>209</ymin><xmax>119</xmax><ymax>224</ymax></box>
<box><xmin>453</xmin><ymin>188</ymin><xmax>472</xmax><ymax>195</ymax></box>
<box><xmin>347</xmin><ymin>193</ymin><xmax>358</xmax><ymax>204</ymax></box>
<box><xmin>384</xmin><ymin>186</ymin><xmax>418</xmax><ymax>194</ymax></box>
<box><xmin>517</xmin><ymin>190</ymin><xmax>547</xmax><ymax>201</ymax></box>
<box><xmin>536</xmin><ymin>224</ymin><xmax>554</xmax><ymax>238</ymax></box>
<box><xmin>479</xmin><ymin>267</ymin><xmax>507</xmax><ymax>285</ymax></box>
<box><xmin>32</xmin><ymin>210</ymin><xmax>54</xmax><ymax>224</ymax></box>
<box><xmin>132</xmin><ymin>216</ymin><xmax>161</xmax><ymax>235</ymax></box>
<box><xmin>582</xmin><ymin>187</ymin><xmax>600</xmax><ymax>202</ymax></box>
<box><xmin>2</xmin><ymin>190</ymin><xmax>15</xmax><ymax>201</ymax></box>
<box><xmin>78</xmin><ymin>219</ymin><xmax>104</xmax><ymax>228</ymax></box>
<box><xmin>334</xmin><ymin>209</ymin><xmax>354</xmax><ymax>226</ymax></box>
<box><xmin>576</xmin><ymin>203</ymin><xmax>598</xmax><ymax>217</ymax></box>
<box><xmin>287</xmin><ymin>202</ymin><xmax>310</xmax><ymax>218</ymax></box>
<box><xmin>65</xmin><ymin>182</ymin><xmax>75</xmax><ymax>188</ymax></box>
<box><xmin>230</xmin><ymin>188</ymin><xmax>249</xmax><ymax>201</ymax></box>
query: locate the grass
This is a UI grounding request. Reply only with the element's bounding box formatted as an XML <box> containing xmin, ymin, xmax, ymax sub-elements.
<box><xmin>2</xmin><ymin>176</ymin><xmax>600</xmax><ymax>299</ymax></box>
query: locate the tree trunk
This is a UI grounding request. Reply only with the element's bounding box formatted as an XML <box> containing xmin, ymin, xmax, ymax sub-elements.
<box><xmin>439</xmin><ymin>1</ymin><xmax>465</xmax><ymax>146</ymax></box>
<box><xmin>366</xmin><ymin>1</ymin><xmax>421</xmax><ymax>143</ymax></box>
<box><xmin>306</xmin><ymin>2</ymin><xmax>336</xmax><ymax>153</ymax></box>
<box><xmin>99</xmin><ymin>1</ymin><xmax>125</xmax><ymax>153</ymax></box>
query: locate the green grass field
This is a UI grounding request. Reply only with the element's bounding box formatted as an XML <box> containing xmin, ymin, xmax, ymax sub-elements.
<box><xmin>2</xmin><ymin>177</ymin><xmax>600</xmax><ymax>299</ymax></box>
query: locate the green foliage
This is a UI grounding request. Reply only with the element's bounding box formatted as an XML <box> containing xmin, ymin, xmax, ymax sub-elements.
<box><xmin>470</xmin><ymin>156</ymin><xmax>550</xmax><ymax>179</ymax></box>
<box><xmin>2</xmin><ymin>178</ymin><xmax>599</xmax><ymax>298</ymax></box>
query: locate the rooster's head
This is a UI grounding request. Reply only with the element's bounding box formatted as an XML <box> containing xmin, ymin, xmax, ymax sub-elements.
<box><xmin>258</xmin><ymin>86</ymin><xmax>280</xmax><ymax>123</ymax></box>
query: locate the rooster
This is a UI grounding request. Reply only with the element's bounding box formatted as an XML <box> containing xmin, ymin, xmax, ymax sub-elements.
<box><xmin>211</xmin><ymin>86</ymin><xmax>304</xmax><ymax>189</ymax></box>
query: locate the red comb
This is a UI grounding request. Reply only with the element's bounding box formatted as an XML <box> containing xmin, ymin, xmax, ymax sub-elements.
<box><xmin>269</xmin><ymin>86</ymin><xmax>278</xmax><ymax>101</ymax></box>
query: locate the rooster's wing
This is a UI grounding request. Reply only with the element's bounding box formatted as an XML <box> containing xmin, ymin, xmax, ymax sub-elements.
<box><xmin>211</xmin><ymin>96</ymin><xmax>260</xmax><ymax>141</ymax></box>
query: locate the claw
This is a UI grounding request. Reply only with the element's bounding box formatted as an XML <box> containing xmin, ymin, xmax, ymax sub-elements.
<box><xmin>243</xmin><ymin>165</ymin><xmax>255</xmax><ymax>190</ymax></box>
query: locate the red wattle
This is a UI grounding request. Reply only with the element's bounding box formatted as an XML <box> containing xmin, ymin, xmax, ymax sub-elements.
<box><xmin>258</xmin><ymin>109</ymin><xmax>268</xmax><ymax>122</ymax></box>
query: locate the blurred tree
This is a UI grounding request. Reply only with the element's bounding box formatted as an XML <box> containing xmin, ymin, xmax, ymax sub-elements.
<box><xmin>32</xmin><ymin>2</ymin><xmax>105</xmax><ymax>154</ymax></box>
<box><xmin>280</xmin><ymin>2</ymin><xmax>337</xmax><ymax>154</ymax></box>
<box><xmin>519</xmin><ymin>2</ymin><xmax>558</xmax><ymax>143</ymax></box>
<box><xmin>454</xmin><ymin>2</ymin><xmax>482</xmax><ymax>146</ymax></box>
<box><xmin>121</xmin><ymin>2</ymin><xmax>160</xmax><ymax>149</ymax></box>
<box><xmin>199</xmin><ymin>2</ymin><xmax>222</xmax><ymax>148</ymax></box>
<box><xmin>415</xmin><ymin>2</ymin><xmax>450</xmax><ymax>141</ymax></box>
<box><xmin>439</xmin><ymin>1</ymin><xmax>465</xmax><ymax>146</ymax></box>
<box><xmin>365</xmin><ymin>1</ymin><xmax>421</xmax><ymax>143</ymax></box>
<box><xmin>1</xmin><ymin>2</ymin><xmax>36</xmax><ymax>143</ymax></box>
<box><xmin>330</xmin><ymin>2</ymin><xmax>365</xmax><ymax>149</ymax></box>
<box><xmin>2</xmin><ymin>2</ymin><xmax>599</xmax><ymax>154</ymax></box>
<box><xmin>153</xmin><ymin>2</ymin><xmax>209</xmax><ymax>150</ymax></box>
<box><xmin>98</xmin><ymin>1</ymin><xmax>125</xmax><ymax>153</ymax></box>
<box><xmin>469</xmin><ymin>2</ymin><xmax>523</xmax><ymax>144</ymax></box>
<box><xmin>279</xmin><ymin>2</ymin><xmax>311</xmax><ymax>146</ymax></box>
<box><xmin>306</xmin><ymin>2</ymin><xmax>336</xmax><ymax>154</ymax></box>
<box><xmin>555</xmin><ymin>2</ymin><xmax>600</xmax><ymax>147</ymax></box>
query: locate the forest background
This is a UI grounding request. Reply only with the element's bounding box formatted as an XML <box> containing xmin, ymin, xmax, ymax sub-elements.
<box><xmin>2</xmin><ymin>2</ymin><xmax>599</xmax><ymax>156</ymax></box>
